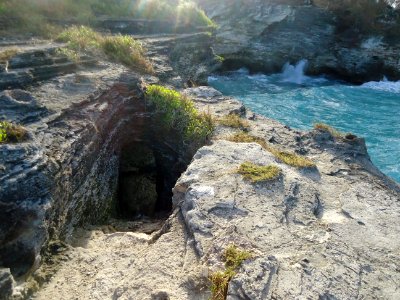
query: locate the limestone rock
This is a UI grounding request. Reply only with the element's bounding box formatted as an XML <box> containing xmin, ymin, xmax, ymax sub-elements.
<box><xmin>196</xmin><ymin>0</ymin><xmax>400</xmax><ymax>82</ymax></box>
<box><xmin>0</xmin><ymin>269</ymin><xmax>13</xmax><ymax>300</ymax></box>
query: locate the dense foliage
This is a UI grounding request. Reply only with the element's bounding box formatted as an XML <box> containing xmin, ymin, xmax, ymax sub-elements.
<box><xmin>0</xmin><ymin>0</ymin><xmax>214</xmax><ymax>35</ymax></box>
<box><xmin>145</xmin><ymin>85</ymin><xmax>214</xmax><ymax>144</ymax></box>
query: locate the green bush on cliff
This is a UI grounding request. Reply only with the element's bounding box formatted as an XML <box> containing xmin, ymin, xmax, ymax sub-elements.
<box><xmin>145</xmin><ymin>85</ymin><xmax>214</xmax><ymax>143</ymax></box>
<box><xmin>57</xmin><ymin>26</ymin><xmax>153</xmax><ymax>73</ymax></box>
<box><xmin>0</xmin><ymin>121</ymin><xmax>28</xmax><ymax>143</ymax></box>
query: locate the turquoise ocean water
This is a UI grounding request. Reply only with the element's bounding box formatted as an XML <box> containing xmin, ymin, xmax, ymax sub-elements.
<box><xmin>209</xmin><ymin>61</ymin><xmax>400</xmax><ymax>182</ymax></box>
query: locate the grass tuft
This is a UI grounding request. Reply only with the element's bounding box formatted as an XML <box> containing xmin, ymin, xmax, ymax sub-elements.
<box><xmin>218</xmin><ymin>114</ymin><xmax>249</xmax><ymax>129</ymax></box>
<box><xmin>268</xmin><ymin>148</ymin><xmax>315</xmax><ymax>168</ymax></box>
<box><xmin>57</xmin><ymin>26</ymin><xmax>153</xmax><ymax>73</ymax></box>
<box><xmin>209</xmin><ymin>245</ymin><xmax>252</xmax><ymax>300</ymax></box>
<box><xmin>0</xmin><ymin>48</ymin><xmax>18</xmax><ymax>62</ymax></box>
<box><xmin>226</xmin><ymin>131</ymin><xmax>268</xmax><ymax>148</ymax></box>
<box><xmin>223</xmin><ymin>244</ymin><xmax>252</xmax><ymax>270</ymax></box>
<box><xmin>145</xmin><ymin>85</ymin><xmax>214</xmax><ymax>143</ymax></box>
<box><xmin>101</xmin><ymin>35</ymin><xmax>153</xmax><ymax>73</ymax></box>
<box><xmin>238</xmin><ymin>162</ymin><xmax>281</xmax><ymax>183</ymax></box>
<box><xmin>226</xmin><ymin>132</ymin><xmax>315</xmax><ymax>168</ymax></box>
<box><xmin>314</xmin><ymin>123</ymin><xmax>344</xmax><ymax>138</ymax></box>
<box><xmin>0</xmin><ymin>121</ymin><xmax>29</xmax><ymax>143</ymax></box>
<box><xmin>209</xmin><ymin>270</ymin><xmax>234</xmax><ymax>300</ymax></box>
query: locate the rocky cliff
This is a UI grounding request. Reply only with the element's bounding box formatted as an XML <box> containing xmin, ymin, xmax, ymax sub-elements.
<box><xmin>196</xmin><ymin>0</ymin><xmax>400</xmax><ymax>83</ymax></box>
<box><xmin>0</xmin><ymin>17</ymin><xmax>400</xmax><ymax>300</ymax></box>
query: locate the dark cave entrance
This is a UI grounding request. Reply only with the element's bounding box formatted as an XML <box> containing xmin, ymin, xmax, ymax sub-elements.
<box><xmin>116</xmin><ymin>141</ymin><xmax>186</xmax><ymax>220</ymax></box>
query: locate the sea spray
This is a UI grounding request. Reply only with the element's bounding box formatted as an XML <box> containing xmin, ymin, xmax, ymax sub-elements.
<box><xmin>281</xmin><ymin>59</ymin><xmax>309</xmax><ymax>84</ymax></box>
<box><xmin>361</xmin><ymin>77</ymin><xmax>400</xmax><ymax>94</ymax></box>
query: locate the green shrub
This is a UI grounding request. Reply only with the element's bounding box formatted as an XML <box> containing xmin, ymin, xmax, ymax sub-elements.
<box><xmin>176</xmin><ymin>2</ymin><xmax>216</xmax><ymax>27</ymax></box>
<box><xmin>0</xmin><ymin>0</ymin><xmax>214</xmax><ymax>35</ymax></box>
<box><xmin>101</xmin><ymin>35</ymin><xmax>153</xmax><ymax>72</ymax></box>
<box><xmin>209</xmin><ymin>245</ymin><xmax>252</xmax><ymax>300</ymax></box>
<box><xmin>57</xmin><ymin>26</ymin><xmax>102</xmax><ymax>51</ymax></box>
<box><xmin>57</xmin><ymin>26</ymin><xmax>153</xmax><ymax>72</ymax></box>
<box><xmin>0</xmin><ymin>121</ymin><xmax>28</xmax><ymax>143</ymax></box>
<box><xmin>145</xmin><ymin>85</ymin><xmax>214</xmax><ymax>143</ymax></box>
<box><xmin>238</xmin><ymin>162</ymin><xmax>281</xmax><ymax>183</ymax></box>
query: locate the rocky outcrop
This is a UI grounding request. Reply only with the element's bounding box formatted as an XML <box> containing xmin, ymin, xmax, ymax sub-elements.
<box><xmin>196</xmin><ymin>0</ymin><xmax>400</xmax><ymax>82</ymax></box>
<box><xmin>1</xmin><ymin>29</ymin><xmax>400</xmax><ymax>300</ymax></box>
<box><xmin>0</xmin><ymin>32</ymin><xmax>220</xmax><ymax>298</ymax></box>
<box><xmin>32</xmin><ymin>84</ymin><xmax>400</xmax><ymax>299</ymax></box>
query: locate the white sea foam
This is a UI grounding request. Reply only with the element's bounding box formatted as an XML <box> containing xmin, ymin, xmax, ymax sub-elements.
<box><xmin>361</xmin><ymin>77</ymin><xmax>400</xmax><ymax>93</ymax></box>
<box><xmin>281</xmin><ymin>59</ymin><xmax>309</xmax><ymax>84</ymax></box>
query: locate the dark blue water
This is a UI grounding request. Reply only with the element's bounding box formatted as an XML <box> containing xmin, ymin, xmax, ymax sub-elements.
<box><xmin>209</xmin><ymin>62</ymin><xmax>400</xmax><ymax>182</ymax></box>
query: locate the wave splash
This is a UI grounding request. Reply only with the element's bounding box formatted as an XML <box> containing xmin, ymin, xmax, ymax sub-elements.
<box><xmin>361</xmin><ymin>77</ymin><xmax>400</xmax><ymax>93</ymax></box>
<box><xmin>281</xmin><ymin>59</ymin><xmax>310</xmax><ymax>84</ymax></box>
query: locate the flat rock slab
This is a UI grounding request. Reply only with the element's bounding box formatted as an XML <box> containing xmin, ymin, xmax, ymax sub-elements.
<box><xmin>173</xmin><ymin>139</ymin><xmax>400</xmax><ymax>299</ymax></box>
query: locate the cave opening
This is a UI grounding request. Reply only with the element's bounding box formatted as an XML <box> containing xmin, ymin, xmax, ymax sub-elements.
<box><xmin>116</xmin><ymin>140</ymin><xmax>186</xmax><ymax>220</ymax></box>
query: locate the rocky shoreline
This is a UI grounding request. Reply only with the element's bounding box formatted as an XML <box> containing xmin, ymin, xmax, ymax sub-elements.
<box><xmin>196</xmin><ymin>0</ymin><xmax>400</xmax><ymax>83</ymax></box>
<box><xmin>0</xmin><ymin>18</ymin><xmax>400</xmax><ymax>300</ymax></box>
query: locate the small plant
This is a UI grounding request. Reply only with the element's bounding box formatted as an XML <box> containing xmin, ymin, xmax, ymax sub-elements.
<box><xmin>102</xmin><ymin>35</ymin><xmax>153</xmax><ymax>73</ymax></box>
<box><xmin>267</xmin><ymin>148</ymin><xmax>315</xmax><ymax>168</ymax></box>
<box><xmin>226</xmin><ymin>132</ymin><xmax>315</xmax><ymax>168</ymax></box>
<box><xmin>57</xmin><ymin>26</ymin><xmax>102</xmax><ymax>51</ymax></box>
<box><xmin>226</xmin><ymin>131</ymin><xmax>268</xmax><ymax>148</ymax></box>
<box><xmin>214</xmin><ymin>55</ymin><xmax>225</xmax><ymax>63</ymax></box>
<box><xmin>145</xmin><ymin>85</ymin><xmax>214</xmax><ymax>143</ymax></box>
<box><xmin>57</xmin><ymin>48</ymin><xmax>80</xmax><ymax>63</ymax></box>
<box><xmin>0</xmin><ymin>48</ymin><xmax>18</xmax><ymax>62</ymax></box>
<box><xmin>209</xmin><ymin>245</ymin><xmax>252</xmax><ymax>300</ymax></box>
<box><xmin>176</xmin><ymin>2</ymin><xmax>216</xmax><ymax>27</ymax></box>
<box><xmin>218</xmin><ymin>114</ymin><xmax>249</xmax><ymax>129</ymax></box>
<box><xmin>209</xmin><ymin>270</ymin><xmax>234</xmax><ymax>300</ymax></box>
<box><xmin>0</xmin><ymin>121</ymin><xmax>28</xmax><ymax>143</ymax></box>
<box><xmin>238</xmin><ymin>162</ymin><xmax>281</xmax><ymax>183</ymax></box>
<box><xmin>314</xmin><ymin>123</ymin><xmax>344</xmax><ymax>138</ymax></box>
<box><xmin>57</xmin><ymin>26</ymin><xmax>153</xmax><ymax>73</ymax></box>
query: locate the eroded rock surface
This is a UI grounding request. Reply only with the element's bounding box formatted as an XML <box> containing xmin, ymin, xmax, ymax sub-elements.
<box><xmin>1</xmin><ymin>32</ymin><xmax>399</xmax><ymax>300</ymax></box>
<box><xmin>196</xmin><ymin>0</ymin><xmax>400</xmax><ymax>82</ymax></box>
<box><xmin>33</xmin><ymin>84</ymin><xmax>400</xmax><ymax>300</ymax></box>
